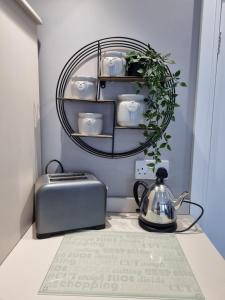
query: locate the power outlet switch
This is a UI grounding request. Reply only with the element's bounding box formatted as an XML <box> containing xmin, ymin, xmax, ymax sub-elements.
<box><xmin>135</xmin><ymin>160</ymin><xmax>169</xmax><ymax>180</ymax></box>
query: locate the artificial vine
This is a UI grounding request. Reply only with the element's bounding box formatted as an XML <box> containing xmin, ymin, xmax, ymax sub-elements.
<box><xmin>126</xmin><ymin>45</ymin><xmax>187</xmax><ymax>171</ymax></box>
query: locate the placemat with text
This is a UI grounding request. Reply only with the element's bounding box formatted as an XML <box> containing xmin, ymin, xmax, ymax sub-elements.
<box><xmin>39</xmin><ymin>231</ymin><xmax>204</xmax><ymax>299</ymax></box>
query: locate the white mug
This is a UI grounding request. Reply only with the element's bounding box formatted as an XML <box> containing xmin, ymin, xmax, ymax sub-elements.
<box><xmin>117</xmin><ymin>94</ymin><xmax>145</xmax><ymax>127</ymax></box>
<box><xmin>101</xmin><ymin>51</ymin><xmax>126</xmax><ymax>76</ymax></box>
<box><xmin>78</xmin><ymin>113</ymin><xmax>103</xmax><ymax>135</ymax></box>
<box><xmin>70</xmin><ymin>76</ymin><xmax>97</xmax><ymax>100</ymax></box>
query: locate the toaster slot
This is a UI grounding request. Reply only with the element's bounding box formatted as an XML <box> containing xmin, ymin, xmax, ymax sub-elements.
<box><xmin>49</xmin><ymin>174</ymin><xmax>88</xmax><ymax>182</ymax></box>
<box><xmin>49</xmin><ymin>173</ymin><xmax>85</xmax><ymax>178</ymax></box>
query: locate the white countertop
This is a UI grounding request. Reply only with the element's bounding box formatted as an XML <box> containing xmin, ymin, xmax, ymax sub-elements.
<box><xmin>0</xmin><ymin>214</ymin><xmax>225</xmax><ymax>300</ymax></box>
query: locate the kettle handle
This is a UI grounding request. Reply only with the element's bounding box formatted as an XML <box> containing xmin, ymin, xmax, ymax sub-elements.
<box><xmin>133</xmin><ymin>181</ymin><xmax>148</xmax><ymax>207</ymax></box>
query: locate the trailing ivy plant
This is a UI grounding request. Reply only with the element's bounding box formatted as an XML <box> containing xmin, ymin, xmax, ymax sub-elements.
<box><xmin>126</xmin><ymin>45</ymin><xmax>187</xmax><ymax>172</ymax></box>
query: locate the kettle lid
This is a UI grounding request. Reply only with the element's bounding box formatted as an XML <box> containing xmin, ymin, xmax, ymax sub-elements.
<box><xmin>156</xmin><ymin>167</ymin><xmax>168</xmax><ymax>184</ymax></box>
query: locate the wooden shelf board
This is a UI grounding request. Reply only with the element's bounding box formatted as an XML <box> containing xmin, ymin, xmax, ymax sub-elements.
<box><xmin>99</xmin><ymin>76</ymin><xmax>144</xmax><ymax>82</ymax></box>
<box><xmin>115</xmin><ymin>126</ymin><xmax>143</xmax><ymax>130</ymax></box>
<box><xmin>57</xmin><ymin>97</ymin><xmax>115</xmax><ymax>103</ymax></box>
<box><xmin>71</xmin><ymin>133</ymin><xmax>113</xmax><ymax>138</ymax></box>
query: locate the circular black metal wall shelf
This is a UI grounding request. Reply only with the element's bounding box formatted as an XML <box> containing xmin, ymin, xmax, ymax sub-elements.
<box><xmin>56</xmin><ymin>37</ymin><xmax>175</xmax><ymax>158</ymax></box>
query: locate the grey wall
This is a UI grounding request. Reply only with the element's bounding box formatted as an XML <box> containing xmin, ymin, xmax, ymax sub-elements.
<box><xmin>29</xmin><ymin>0</ymin><xmax>201</xmax><ymax>205</ymax></box>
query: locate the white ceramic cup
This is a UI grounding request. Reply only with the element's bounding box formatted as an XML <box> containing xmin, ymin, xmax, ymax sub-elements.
<box><xmin>101</xmin><ymin>51</ymin><xmax>126</xmax><ymax>76</ymax></box>
<box><xmin>78</xmin><ymin>113</ymin><xmax>103</xmax><ymax>135</ymax></box>
<box><xmin>117</xmin><ymin>94</ymin><xmax>145</xmax><ymax>127</ymax></box>
<box><xmin>70</xmin><ymin>76</ymin><xmax>97</xmax><ymax>100</ymax></box>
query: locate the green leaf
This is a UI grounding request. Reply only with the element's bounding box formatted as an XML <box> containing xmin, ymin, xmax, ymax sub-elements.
<box><xmin>139</xmin><ymin>123</ymin><xmax>146</xmax><ymax>129</ymax></box>
<box><xmin>173</xmin><ymin>103</ymin><xmax>180</xmax><ymax>107</ymax></box>
<box><xmin>180</xmin><ymin>82</ymin><xmax>187</xmax><ymax>87</ymax></box>
<box><xmin>137</xmin><ymin>68</ymin><xmax>144</xmax><ymax>74</ymax></box>
<box><xmin>147</xmin><ymin>152</ymin><xmax>155</xmax><ymax>156</ymax></box>
<box><xmin>131</xmin><ymin>58</ymin><xmax>139</xmax><ymax>63</ymax></box>
<box><xmin>164</xmin><ymin>95</ymin><xmax>170</xmax><ymax>101</ymax></box>
<box><xmin>167</xmin><ymin>144</ymin><xmax>172</xmax><ymax>151</ymax></box>
<box><xmin>164</xmin><ymin>53</ymin><xmax>171</xmax><ymax>58</ymax></box>
<box><xmin>174</xmin><ymin>70</ymin><xmax>181</xmax><ymax>77</ymax></box>
<box><xmin>167</xmin><ymin>59</ymin><xmax>175</xmax><ymax>64</ymax></box>
<box><xmin>147</xmin><ymin>163</ymin><xmax>155</xmax><ymax>168</ymax></box>
<box><xmin>159</xmin><ymin>143</ymin><xmax>167</xmax><ymax>148</ymax></box>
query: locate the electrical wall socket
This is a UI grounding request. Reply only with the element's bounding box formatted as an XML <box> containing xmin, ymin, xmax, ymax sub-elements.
<box><xmin>135</xmin><ymin>160</ymin><xmax>169</xmax><ymax>179</ymax></box>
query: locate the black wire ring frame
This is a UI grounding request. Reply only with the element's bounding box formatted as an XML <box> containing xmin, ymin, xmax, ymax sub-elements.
<box><xmin>56</xmin><ymin>37</ymin><xmax>175</xmax><ymax>158</ymax></box>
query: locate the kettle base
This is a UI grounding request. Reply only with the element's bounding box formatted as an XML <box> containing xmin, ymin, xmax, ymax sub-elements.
<box><xmin>138</xmin><ymin>217</ymin><xmax>177</xmax><ymax>233</ymax></box>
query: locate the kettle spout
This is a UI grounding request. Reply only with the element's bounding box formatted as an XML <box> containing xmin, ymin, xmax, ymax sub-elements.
<box><xmin>173</xmin><ymin>191</ymin><xmax>190</xmax><ymax>210</ymax></box>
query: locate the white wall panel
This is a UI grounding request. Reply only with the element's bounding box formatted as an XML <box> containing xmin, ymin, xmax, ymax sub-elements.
<box><xmin>202</xmin><ymin>0</ymin><xmax>225</xmax><ymax>258</ymax></box>
<box><xmin>0</xmin><ymin>0</ymin><xmax>41</xmax><ymax>264</ymax></box>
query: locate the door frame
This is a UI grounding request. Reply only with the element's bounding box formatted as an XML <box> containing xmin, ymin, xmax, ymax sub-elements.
<box><xmin>191</xmin><ymin>0</ymin><xmax>222</xmax><ymax>218</ymax></box>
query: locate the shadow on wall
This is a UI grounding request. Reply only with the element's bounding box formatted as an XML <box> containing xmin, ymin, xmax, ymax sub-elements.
<box><xmin>190</xmin><ymin>136</ymin><xmax>208</xmax><ymax>227</ymax></box>
<box><xmin>20</xmin><ymin>109</ymin><xmax>41</xmax><ymax>235</ymax></box>
<box><xmin>20</xmin><ymin>187</ymin><xmax>34</xmax><ymax>236</ymax></box>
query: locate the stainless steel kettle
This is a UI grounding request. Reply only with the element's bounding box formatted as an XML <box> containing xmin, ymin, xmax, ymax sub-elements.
<box><xmin>133</xmin><ymin>168</ymin><xmax>204</xmax><ymax>232</ymax></box>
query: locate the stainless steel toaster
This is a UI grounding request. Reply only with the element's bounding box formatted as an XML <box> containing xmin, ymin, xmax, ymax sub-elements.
<box><xmin>35</xmin><ymin>172</ymin><xmax>107</xmax><ymax>238</ymax></box>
